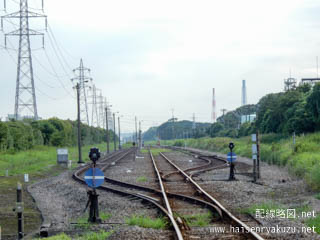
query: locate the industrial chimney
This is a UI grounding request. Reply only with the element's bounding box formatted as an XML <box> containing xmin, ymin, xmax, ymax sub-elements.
<box><xmin>241</xmin><ymin>80</ymin><xmax>247</xmax><ymax>106</ymax></box>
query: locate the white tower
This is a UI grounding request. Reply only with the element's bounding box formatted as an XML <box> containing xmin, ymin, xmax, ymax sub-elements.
<box><xmin>241</xmin><ymin>80</ymin><xmax>247</xmax><ymax>106</ymax></box>
<box><xmin>212</xmin><ymin>88</ymin><xmax>216</xmax><ymax>122</ymax></box>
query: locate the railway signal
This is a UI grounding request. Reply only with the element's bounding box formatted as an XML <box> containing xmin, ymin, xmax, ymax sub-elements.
<box><xmin>228</xmin><ymin>142</ymin><xmax>236</xmax><ymax>180</ymax></box>
<box><xmin>84</xmin><ymin>148</ymin><xmax>103</xmax><ymax>223</ymax></box>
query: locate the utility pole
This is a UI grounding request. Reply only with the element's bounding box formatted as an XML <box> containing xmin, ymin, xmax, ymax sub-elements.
<box><xmin>135</xmin><ymin>116</ymin><xmax>138</xmax><ymax>145</ymax></box>
<box><xmin>105</xmin><ymin>104</ymin><xmax>111</xmax><ymax>154</ymax></box>
<box><xmin>75</xmin><ymin>83</ymin><xmax>84</xmax><ymax>164</ymax></box>
<box><xmin>139</xmin><ymin>121</ymin><xmax>142</xmax><ymax>149</ymax></box>
<box><xmin>192</xmin><ymin>113</ymin><xmax>196</xmax><ymax>138</ymax></box>
<box><xmin>2</xmin><ymin>0</ymin><xmax>47</xmax><ymax>120</ymax></box>
<box><xmin>98</xmin><ymin>92</ymin><xmax>105</xmax><ymax>128</ymax></box>
<box><xmin>71</xmin><ymin>59</ymin><xmax>92</xmax><ymax>125</ymax></box>
<box><xmin>171</xmin><ymin>109</ymin><xmax>175</xmax><ymax>140</ymax></box>
<box><xmin>118</xmin><ymin>115</ymin><xmax>121</xmax><ymax>150</ymax></box>
<box><xmin>192</xmin><ymin>113</ymin><xmax>196</xmax><ymax>129</ymax></box>
<box><xmin>113</xmin><ymin>113</ymin><xmax>117</xmax><ymax>151</ymax></box>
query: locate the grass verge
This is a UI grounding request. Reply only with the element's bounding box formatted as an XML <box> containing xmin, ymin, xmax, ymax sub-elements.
<box><xmin>35</xmin><ymin>233</ymin><xmax>71</xmax><ymax>240</ymax></box>
<box><xmin>140</xmin><ymin>148</ymin><xmax>172</xmax><ymax>156</ymax></box>
<box><xmin>0</xmin><ymin>142</ymin><xmax>109</xmax><ymax>176</ymax></box>
<box><xmin>136</xmin><ymin>176</ymin><xmax>147</xmax><ymax>182</ymax></box>
<box><xmin>183</xmin><ymin>212</ymin><xmax>212</xmax><ymax>227</ymax></box>
<box><xmin>239</xmin><ymin>202</ymin><xmax>283</xmax><ymax>216</ymax></box>
<box><xmin>35</xmin><ymin>230</ymin><xmax>113</xmax><ymax>240</ymax></box>
<box><xmin>315</xmin><ymin>193</ymin><xmax>320</xmax><ymax>200</ymax></box>
<box><xmin>73</xmin><ymin>212</ymin><xmax>111</xmax><ymax>230</ymax></box>
<box><xmin>125</xmin><ymin>215</ymin><xmax>168</xmax><ymax>229</ymax></box>
<box><xmin>306</xmin><ymin>216</ymin><xmax>320</xmax><ymax>234</ymax></box>
<box><xmin>78</xmin><ymin>230</ymin><xmax>113</xmax><ymax>240</ymax></box>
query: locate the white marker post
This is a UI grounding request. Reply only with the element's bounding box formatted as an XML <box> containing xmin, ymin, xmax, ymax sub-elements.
<box><xmin>252</xmin><ymin>134</ymin><xmax>257</xmax><ymax>182</ymax></box>
<box><xmin>257</xmin><ymin>131</ymin><xmax>261</xmax><ymax>179</ymax></box>
<box><xmin>24</xmin><ymin>174</ymin><xmax>29</xmax><ymax>183</ymax></box>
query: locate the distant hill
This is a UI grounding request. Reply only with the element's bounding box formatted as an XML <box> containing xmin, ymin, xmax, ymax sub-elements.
<box><xmin>143</xmin><ymin>120</ymin><xmax>211</xmax><ymax>141</ymax></box>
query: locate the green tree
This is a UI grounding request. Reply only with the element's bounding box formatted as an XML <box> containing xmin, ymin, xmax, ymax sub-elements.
<box><xmin>209</xmin><ymin>122</ymin><xmax>224</xmax><ymax>137</ymax></box>
<box><xmin>307</xmin><ymin>83</ymin><xmax>320</xmax><ymax>130</ymax></box>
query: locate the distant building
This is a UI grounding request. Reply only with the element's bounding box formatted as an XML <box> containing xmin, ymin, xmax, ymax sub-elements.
<box><xmin>300</xmin><ymin>78</ymin><xmax>320</xmax><ymax>87</ymax></box>
<box><xmin>241</xmin><ymin>114</ymin><xmax>256</xmax><ymax>124</ymax></box>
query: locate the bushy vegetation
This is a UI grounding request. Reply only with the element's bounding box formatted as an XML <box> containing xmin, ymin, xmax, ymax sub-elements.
<box><xmin>0</xmin><ymin>118</ymin><xmax>117</xmax><ymax>152</ymax></box>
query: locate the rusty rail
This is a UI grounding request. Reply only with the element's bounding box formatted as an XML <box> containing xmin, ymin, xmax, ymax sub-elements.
<box><xmin>149</xmin><ymin>149</ymin><xmax>184</xmax><ymax>240</ymax></box>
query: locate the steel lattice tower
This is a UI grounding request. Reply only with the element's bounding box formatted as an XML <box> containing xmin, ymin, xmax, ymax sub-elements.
<box><xmin>1</xmin><ymin>0</ymin><xmax>47</xmax><ymax>120</ymax></box>
<box><xmin>98</xmin><ymin>91</ymin><xmax>105</xmax><ymax>128</ymax></box>
<box><xmin>72</xmin><ymin>59</ymin><xmax>91</xmax><ymax>125</ymax></box>
<box><xmin>89</xmin><ymin>84</ymin><xmax>99</xmax><ymax>127</ymax></box>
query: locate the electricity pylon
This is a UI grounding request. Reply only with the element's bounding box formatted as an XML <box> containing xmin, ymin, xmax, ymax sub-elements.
<box><xmin>71</xmin><ymin>59</ymin><xmax>91</xmax><ymax>125</ymax></box>
<box><xmin>97</xmin><ymin>91</ymin><xmax>105</xmax><ymax>128</ymax></box>
<box><xmin>89</xmin><ymin>84</ymin><xmax>99</xmax><ymax>127</ymax></box>
<box><xmin>1</xmin><ymin>0</ymin><xmax>47</xmax><ymax>120</ymax></box>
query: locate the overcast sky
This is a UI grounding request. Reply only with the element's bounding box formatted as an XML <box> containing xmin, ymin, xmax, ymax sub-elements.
<box><xmin>1</xmin><ymin>0</ymin><xmax>320</xmax><ymax>133</ymax></box>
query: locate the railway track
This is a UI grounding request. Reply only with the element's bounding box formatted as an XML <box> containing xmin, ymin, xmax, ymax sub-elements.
<box><xmin>72</xmin><ymin>147</ymin><xmax>265</xmax><ymax>240</ymax></box>
<box><xmin>156</xmin><ymin>150</ymin><xmax>264</xmax><ymax>240</ymax></box>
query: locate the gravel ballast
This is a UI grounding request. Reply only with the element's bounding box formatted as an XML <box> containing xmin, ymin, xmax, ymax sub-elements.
<box><xmin>27</xmin><ymin>148</ymin><xmax>320</xmax><ymax>239</ymax></box>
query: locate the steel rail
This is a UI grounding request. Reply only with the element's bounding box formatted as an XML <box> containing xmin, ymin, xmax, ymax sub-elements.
<box><xmin>72</xmin><ymin>148</ymin><xmax>173</xmax><ymax>221</ymax></box>
<box><xmin>100</xmin><ymin>149</ymin><xmax>135</xmax><ymax>172</ymax></box>
<box><xmin>159</xmin><ymin>152</ymin><xmax>265</xmax><ymax>240</ymax></box>
<box><xmin>161</xmin><ymin>146</ymin><xmax>229</xmax><ymax>179</ymax></box>
<box><xmin>104</xmin><ymin>176</ymin><xmax>223</xmax><ymax>217</ymax></box>
<box><xmin>149</xmin><ymin>149</ymin><xmax>184</xmax><ymax>240</ymax></box>
<box><xmin>72</xmin><ymin>148</ymin><xmax>187</xmax><ymax>240</ymax></box>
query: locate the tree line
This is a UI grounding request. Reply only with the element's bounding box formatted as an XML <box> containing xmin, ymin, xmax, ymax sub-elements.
<box><xmin>0</xmin><ymin>118</ymin><xmax>116</xmax><ymax>152</ymax></box>
<box><xmin>143</xmin><ymin>120</ymin><xmax>211</xmax><ymax>141</ymax></box>
<box><xmin>209</xmin><ymin>83</ymin><xmax>320</xmax><ymax>137</ymax></box>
